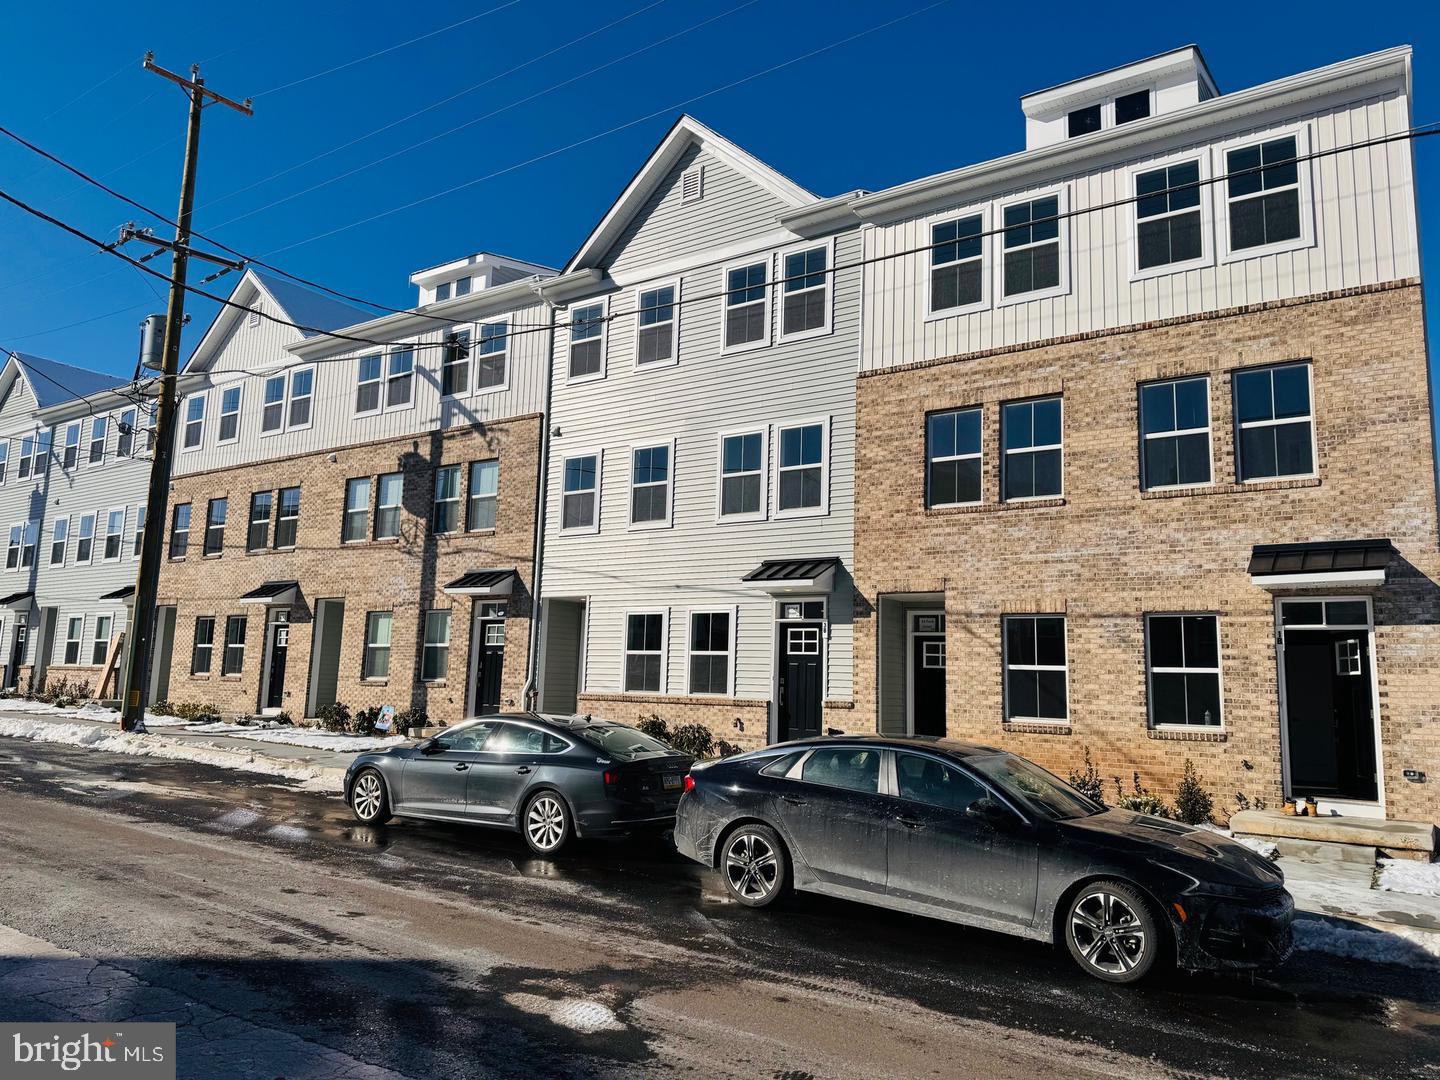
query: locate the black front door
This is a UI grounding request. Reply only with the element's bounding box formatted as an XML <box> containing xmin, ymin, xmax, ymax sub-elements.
<box><xmin>471</xmin><ymin>617</ymin><xmax>505</xmax><ymax>716</ymax></box>
<box><xmin>911</xmin><ymin>626</ymin><xmax>946</xmax><ymax>737</ymax></box>
<box><xmin>7</xmin><ymin>621</ymin><xmax>27</xmax><ymax>690</ymax></box>
<box><xmin>265</xmin><ymin>614</ymin><xmax>289</xmax><ymax>711</ymax></box>
<box><xmin>1284</xmin><ymin>627</ymin><xmax>1377</xmax><ymax>801</ymax></box>
<box><xmin>777</xmin><ymin>621</ymin><xmax>823</xmax><ymax>741</ymax></box>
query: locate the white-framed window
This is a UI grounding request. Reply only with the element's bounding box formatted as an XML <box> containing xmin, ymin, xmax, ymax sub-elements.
<box><xmin>778</xmin><ymin>240</ymin><xmax>832</xmax><ymax>340</ymax></box>
<box><xmin>76</xmin><ymin>513</ymin><xmax>96</xmax><ymax>564</ymax></box>
<box><xmin>433</xmin><ymin>465</ymin><xmax>461</xmax><ymax>534</ymax></box>
<box><xmin>441</xmin><ymin>328</ymin><xmax>470</xmax><ymax>397</ymax></box>
<box><xmin>168</xmin><ymin>504</ymin><xmax>190</xmax><ymax>559</ymax></box>
<box><xmin>191</xmin><ymin>616</ymin><xmax>215</xmax><ymax>675</ymax></box>
<box><xmin>116</xmin><ymin>408</ymin><xmax>137</xmax><ymax>457</ymax></box>
<box><xmin>1131</xmin><ymin>155</ymin><xmax>1209</xmax><ymax>276</ymax></box>
<box><xmin>998</xmin><ymin>188</ymin><xmax>1067</xmax><ymax>302</ymax></box>
<box><xmin>362</xmin><ymin>611</ymin><xmax>392</xmax><ymax>679</ymax></box>
<box><xmin>261</xmin><ymin>375</ymin><xmax>286</xmax><ymax>434</ymax></box>
<box><xmin>928</xmin><ymin>210</ymin><xmax>986</xmax><ymax>315</ymax></box>
<box><xmin>25</xmin><ymin>430</ymin><xmax>49</xmax><ymax>478</ymax></box>
<box><xmin>1221</xmin><ymin>127</ymin><xmax>1311</xmax><ymax>260</ymax></box>
<box><xmin>342</xmin><ymin>477</ymin><xmax>370</xmax><ymax>543</ymax></box>
<box><xmin>635</xmin><ymin>281</ymin><xmax>679</xmax><ymax>367</ymax></box>
<box><xmin>1140</xmin><ymin>377</ymin><xmax>1211</xmax><ymax>489</ymax></box>
<box><xmin>629</xmin><ymin>441</ymin><xmax>673</xmax><ymax>528</ymax></box>
<box><xmin>88</xmin><ymin>416</ymin><xmax>107</xmax><ymax>464</ymax></box>
<box><xmin>374</xmin><ymin>472</ymin><xmax>403</xmax><ymax>540</ymax></box>
<box><xmin>722</xmin><ymin>258</ymin><xmax>770</xmax><ymax>351</ymax></box>
<box><xmin>104</xmin><ymin>507</ymin><xmax>127</xmax><ymax>561</ymax></box>
<box><xmin>355</xmin><ymin>354</ymin><xmax>383</xmax><ymax>415</ymax></box>
<box><xmin>1003</xmin><ymin>615</ymin><xmax>1068</xmax><ymax>723</ymax></box>
<box><xmin>0</xmin><ymin>441</ymin><xmax>8</xmax><ymax>484</ymax></box>
<box><xmin>1001</xmin><ymin>397</ymin><xmax>1063</xmax><ymax>501</ymax></box>
<box><xmin>49</xmin><ymin>516</ymin><xmax>68</xmax><ymax>566</ymax></box>
<box><xmin>1233</xmin><ymin>362</ymin><xmax>1315</xmax><ymax>482</ymax></box>
<box><xmin>132</xmin><ymin>504</ymin><xmax>145</xmax><ymax>558</ymax></box>
<box><xmin>434</xmin><ymin>281</ymin><xmax>451</xmax><ymax>303</ymax></box>
<box><xmin>467</xmin><ymin>460</ymin><xmax>498</xmax><ymax>532</ymax></box>
<box><xmin>222</xmin><ymin>615</ymin><xmax>247</xmax><ymax>675</ymax></box>
<box><xmin>19</xmin><ymin>522</ymin><xmax>35</xmax><ymax>568</ymax></box>
<box><xmin>63</xmin><ymin>616</ymin><xmax>83</xmax><ymax>666</ymax></box>
<box><xmin>623</xmin><ymin>610</ymin><xmax>666</xmax><ymax>693</ymax></box>
<box><xmin>246</xmin><ymin>492</ymin><xmax>272</xmax><ymax>551</ymax></box>
<box><xmin>215</xmin><ymin>385</ymin><xmax>242</xmax><ymax>444</ymax></box>
<box><xmin>476</xmin><ymin>321</ymin><xmax>507</xmax><ymax>391</ymax></box>
<box><xmin>1146</xmin><ymin>614</ymin><xmax>1222</xmax><ymax>729</ymax></box>
<box><xmin>926</xmin><ymin>407</ymin><xmax>982</xmax><ymax>507</ymax></box>
<box><xmin>91</xmin><ymin>614</ymin><xmax>113</xmax><ymax>666</ymax></box>
<box><xmin>4</xmin><ymin>524</ymin><xmax>21</xmax><ymax>570</ymax></box>
<box><xmin>686</xmin><ymin>608</ymin><xmax>734</xmax><ymax>696</ymax></box>
<box><xmin>421</xmin><ymin>609</ymin><xmax>451</xmax><ymax>681</ymax></box>
<box><xmin>454</xmin><ymin>276</ymin><xmax>471</xmax><ymax>298</ymax></box>
<box><xmin>561</xmin><ymin>451</ymin><xmax>601</xmax><ymax>533</ymax></box>
<box><xmin>716</xmin><ymin>428</ymin><xmax>766</xmax><ymax>522</ymax></box>
<box><xmin>182</xmin><ymin>394</ymin><xmax>205</xmax><ymax>450</ymax></box>
<box><xmin>567</xmin><ymin>301</ymin><xmax>606</xmax><ymax>382</ymax></box>
<box><xmin>287</xmin><ymin>367</ymin><xmax>314</xmax><ymax>429</ymax></box>
<box><xmin>16</xmin><ymin>435</ymin><xmax>32</xmax><ymax>480</ymax></box>
<box><xmin>386</xmin><ymin>348</ymin><xmax>415</xmax><ymax>409</ymax></box>
<box><xmin>776</xmin><ymin>419</ymin><xmax>828</xmax><ymax>516</ymax></box>
<box><xmin>62</xmin><ymin>422</ymin><xmax>81</xmax><ymax>469</ymax></box>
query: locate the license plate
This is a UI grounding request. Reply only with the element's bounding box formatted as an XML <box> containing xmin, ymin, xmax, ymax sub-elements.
<box><xmin>663</xmin><ymin>774</ymin><xmax>682</xmax><ymax>791</ymax></box>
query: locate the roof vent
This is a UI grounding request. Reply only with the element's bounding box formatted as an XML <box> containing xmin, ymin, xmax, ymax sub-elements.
<box><xmin>680</xmin><ymin>164</ymin><xmax>704</xmax><ymax>204</ymax></box>
<box><xmin>248</xmin><ymin>303</ymin><xmax>261</xmax><ymax>329</ymax></box>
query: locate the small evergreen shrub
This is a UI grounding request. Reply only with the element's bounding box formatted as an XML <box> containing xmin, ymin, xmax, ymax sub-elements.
<box><xmin>1067</xmin><ymin>746</ymin><xmax>1106</xmax><ymax>805</ymax></box>
<box><xmin>1174</xmin><ymin>759</ymin><xmax>1215</xmax><ymax>825</ymax></box>
<box><xmin>173</xmin><ymin>701</ymin><xmax>221</xmax><ymax>724</ymax></box>
<box><xmin>714</xmin><ymin>739</ymin><xmax>742</xmax><ymax>758</ymax></box>
<box><xmin>351</xmin><ymin>705</ymin><xmax>382</xmax><ymax>736</ymax></box>
<box><xmin>635</xmin><ymin>715</ymin><xmax>670</xmax><ymax>742</ymax></box>
<box><xmin>149</xmin><ymin>700</ymin><xmax>177</xmax><ymax>717</ymax></box>
<box><xmin>395</xmin><ymin>706</ymin><xmax>429</xmax><ymax>731</ymax></box>
<box><xmin>1113</xmin><ymin>771</ymin><xmax>1173</xmax><ymax>818</ymax></box>
<box><xmin>666</xmin><ymin>723</ymin><xmax>714</xmax><ymax>759</ymax></box>
<box><xmin>315</xmin><ymin>702</ymin><xmax>351</xmax><ymax>733</ymax></box>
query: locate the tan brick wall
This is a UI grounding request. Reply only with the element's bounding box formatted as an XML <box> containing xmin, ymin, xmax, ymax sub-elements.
<box><xmin>156</xmin><ymin>416</ymin><xmax>541</xmax><ymax>724</ymax></box>
<box><xmin>575</xmin><ymin>692</ymin><xmax>855</xmax><ymax>752</ymax></box>
<box><xmin>851</xmin><ymin>283</ymin><xmax>1440</xmax><ymax>825</ymax></box>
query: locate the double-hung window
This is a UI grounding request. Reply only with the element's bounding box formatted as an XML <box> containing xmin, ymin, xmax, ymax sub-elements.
<box><xmin>1002</xmin><ymin>397</ymin><xmax>1062</xmax><ymax>501</ymax></box>
<box><xmin>1002</xmin><ymin>194</ymin><xmax>1062</xmax><ymax>298</ymax></box>
<box><xmin>19</xmin><ymin>522</ymin><xmax>35</xmax><ymax>568</ymax></box>
<box><xmin>386</xmin><ymin>349</ymin><xmax>414</xmax><ymax>408</ymax></box>
<box><xmin>926</xmin><ymin>407</ymin><xmax>982</xmax><ymax>507</ymax></box>
<box><xmin>5</xmin><ymin>525</ymin><xmax>20</xmax><ymax>570</ymax></box>
<box><xmin>724</xmin><ymin>261</ymin><xmax>768</xmax><ymax>349</ymax></box>
<box><xmin>422</xmin><ymin>609</ymin><xmax>450</xmax><ymax>681</ymax></box>
<box><xmin>718</xmin><ymin>431</ymin><xmax>764</xmax><ymax>520</ymax></box>
<box><xmin>568</xmin><ymin>303</ymin><xmax>605</xmax><ymax>380</ymax></box>
<box><xmin>1146</xmin><ymin>615</ymin><xmax>1222</xmax><ymax>728</ymax></box>
<box><xmin>635</xmin><ymin>284</ymin><xmax>677</xmax><ymax>366</ymax></box>
<box><xmin>88</xmin><ymin>417</ymin><xmax>107</xmax><ymax>463</ymax></box>
<box><xmin>183</xmin><ymin>394</ymin><xmax>205</xmax><ymax>449</ymax></box>
<box><xmin>247</xmin><ymin>492</ymin><xmax>272</xmax><ymax>551</ymax></box>
<box><xmin>363</xmin><ymin>612</ymin><xmax>392</xmax><ymax>679</ymax></box>
<box><xmin>76</xmin><ymin>513</ymin><xmax>96</xmax><ymax>564</ymax></box>
<box><xmin>287</xmin><ymin>368</ymin><xmax>314</xmax><ymax>428</ymax></box>
<box><xmin>930</xmin><ymin>213</ymin><xmax>984</xmax><ymax>313</ymax></box>
<box><xmin>261</xmin><ymin>375</ymin><xmax>286</xmax><ymax>433</ymax></box>
<box><xmin>629</xmin><ymin>443</ymin><xmax>671</xmax><ymax>527</ymax></box>
<box><xmin>442</xmin><ymin>329</ymin><xmax>470</xmax><ymax>397</ymax></box>
<box><xmin>191</xmin><ymin>617</ymin><xmax>215</xmax><ymax>674</ymax></box>
<box><xmin>168</xmin><ymin>504</ymin><xmax>190</xmax><ymax>559</ymax></box>
<box><xmin>476</xmin><ymin>322</ymin><xmax>507</xmax><ymax>390</ymax></box>
<box><xmin>0</xmin><ymin>442</ymin><xmax>8</xmax><ymax>483</ymax></box>
<box><xmin>63</xmin><ymin>617</ymin><xmax>83</xmax><ymax>665</ymax></box>
<box><xmin>132</xmin><ymin>506</ymin><xmax>145</xmax><ymax>557</ymax></box>
<box><xmin>561</xmin><ymin>454</ymin><xmax>599</xmax><ymax>532</ymax></box>
<box><xmin>433</xmin><ymin>466</ymin><xmax>461</xmax><ymax>534</ymax></box>
<box><xmin>1135</xmin><ymin>160</ymin><xmax>1204</xmax><ymax>271</ymax></box>
<box><xmin>1226</xmin><ymin>134</ymin><xmax>1302</xmax><ymax>253</ymax></box>
<box><xmin>217</xmin><ymin>386</ymin><xmax>242</xmax><ymax>443</ymax></box>
<box><xmin>374</xmin><ymin>473</ymin><xmax>403</xmax><ymax>539</ymax></box>
<box><xmin>116</xmin><ymin>408</ymin><xmax>137</xmax><ymax>457</ymax></box>
<box><xmin>274</xmin><ymin>487</ymin><xmax>300</xmax><ymax>548</ymax></box>
<box><xmin>49</xmin><ymin>517</ymin><xmax>68</xmax><ymax>566</ymax></box>
<box><xmin>33</xmin><ymin>430</ymin><xmax>50</xmax><ymax>475</ymax></box>
<box><xmin>91</xmin><ymin>616</ymin><xmax>113</xmax><ymax>666</ymax></box>
<box><xmin>222</xmin><ymin>616</ymin><xmax>247</xmax><ymax>675</ymax></box>
<box><xmin>355</xmin><ymin>355</ymin><xmax>382</xmax><ymax>414</ymax></box>
<box><xmin>1003</xmin><ymin>615</ymin><xmax>1068</xmax><ymax>723</ymax></box>
<box><xmin>624</xmin><ymin>612</ymin><xmax>665</xmax><ymax>693</ymax></box>
<box><xmin>777</xmin><ymin>422</ymin><xmax>825</xmax><ymax>514</ymax></box>
<box><xmin>467</xmin><ymin>460</ymin><xmax>498</xmax><ymax>531</ymax></box>
<box><xmin>202</xmin><ymin>499</ymin><xmax>225</xmax><ymax>556</ymax></box>
<box><xmin>1234</xmin><ymin>363</ymin><xmax>1314</xmax><ymax>481</ymax></box>
<box><xmin>780</xmin><ymin>244</ymin><xmax>829</xmax><ymax>338</ymax></box>
<box><xmin>16</xmin><ymin>435</ymin><xmax>32</xmax><ymax>480</ymax></box>
<box><xmin>62</xmin><ymin>423</ymin><xmax>81</xmax><ymax>469</ymax></box>
<box><xmin>1140</xmin><ymin>377</ymin><xmax>1211</xmax><ymax>489</ymax></box>
<box><xmin>343</xmin><ymin>478</ymin><xmax>370</xmax><ymax>543</ymax></box>
<box><xmin>104</xmin><ymin>508</ymin><xmax>126</xmax><ymax>560</ymax></box>
<box><xmin>687</xmin><ymin>610</ymin><xmax>732</xmax><ymax>695</ymax></box>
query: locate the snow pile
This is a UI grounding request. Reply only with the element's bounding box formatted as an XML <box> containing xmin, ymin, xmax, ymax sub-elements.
<box><xmin>1293</xmin><ymin>916</ymin><xmax>1440</xmax><ymax>967</ymax></box>
<box><xmin>181</xmin><ymin>722</ymin><xmax>400</xmax><ymax>751</ymax></box>
<box><xmin>1377</xmin><ymin>859</ymin><xmax>1440</xmax><ymax>898</ymax></box>
<box><xmin>0</xmin><ymin>698</ymin><xmax>187</xmax><ymax>727</ymax></box>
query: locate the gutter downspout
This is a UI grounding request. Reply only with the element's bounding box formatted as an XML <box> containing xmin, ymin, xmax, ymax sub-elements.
<box><xmin>521</xmin><ymin>284</ymin><xmax>558</xmax><ymax>711</ymax></box>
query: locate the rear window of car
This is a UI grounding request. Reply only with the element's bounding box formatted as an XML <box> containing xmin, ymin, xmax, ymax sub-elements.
<box><xmin>574</xmin><ymin>724</ymin><xmax>675</xmax><ymax>760</ymax></box>
<box><xmin>760</xmin><ymin>751</ymin><xmax>805</xmax><ymax>777</ymax></box>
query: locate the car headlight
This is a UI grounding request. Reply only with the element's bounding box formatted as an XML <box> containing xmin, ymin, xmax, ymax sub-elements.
<box><xmin>1184</xmin><ymin>880</ymin><xmax>1275</xmax><ymax>900</ymax></box>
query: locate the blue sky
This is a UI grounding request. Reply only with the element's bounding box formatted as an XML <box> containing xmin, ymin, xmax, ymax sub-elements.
<box><xmin>0</xmin><ymin>0</ymin><xmax>1435</xmax><ymax>379</ymax></box>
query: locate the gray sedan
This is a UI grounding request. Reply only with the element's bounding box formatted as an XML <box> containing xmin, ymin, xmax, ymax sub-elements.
<box><xmin>345</xmin><ymin>713</ymin><xmax>694</xmax><ymax>855</ymax></box>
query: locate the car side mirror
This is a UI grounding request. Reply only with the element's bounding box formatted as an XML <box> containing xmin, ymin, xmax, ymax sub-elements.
<box><xmin>418</xmin><ymin>738</ymin><xmax>444</xmax><ymax>755</ymax></box>
<box><xmin>967</xmin><ymin>797</ymin><xmax>1014</xmax><ymax>827</ymax></box>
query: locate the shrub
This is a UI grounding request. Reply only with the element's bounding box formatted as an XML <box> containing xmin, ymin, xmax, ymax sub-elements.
<box><xmin>1113</xmin><ymin>771</ymin><xmax>1172</xmax><ymax>818</ymax></box>
<box><xmin>274</xmin><ymin>711</ymin><xmax>293</xmax><ymax>726</ymax></box>
<box><xmin>172</xmin><ymin>701</ymin><xmax>221</xmax><ymax>724</ymax></box>
<box><xmin>315</xmin><ymin>702</ymin><xmax>351</xmax><ymax>733</ymax></box>
<box><xmin>1174</xmin><ymin>759</ymin><xmax>1214</xmax><ymax>825</ymax></box>
<box><xmin>714</xmin><ymin>739</ymin><xmax>742</xmax><ymax>758</ymax></box>
<box><xmin>1067</xmin><ymin>746</ymin><xmax>1106</xmax><ymax>805</ymax></box>
<box><xmin>149</xmin><ymin>700</ymin><xmax>177</xmax><ymax>717</ymax></box>
<box><xmin>666</xmin><ymin>723</ymin><xmax>714</xmax><ymax>759</ymax></box>
<box><xmin>395</xmin><ymin>706</ymin><xmax>428</xmax><ymax>731</ymax></box>
<box><xmin>635</xmin><ymin>715</ymin><xmax>670</xmax><ymax>741</ymax></box>
<box><xmin>352</xmin><ymin>705</ymin><xmax>382</xmax><ymax>736</ymax></box>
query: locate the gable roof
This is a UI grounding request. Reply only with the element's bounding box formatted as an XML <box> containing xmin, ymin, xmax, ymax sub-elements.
<box><xmin>563</xmin><ymin>115</ymin><xmax>818</xmax><ymax>273</ymax></box>
<box><xmin>5</xmin><ymin>352</ymin><xmax>123</xmax><ymax>410</ymax></box>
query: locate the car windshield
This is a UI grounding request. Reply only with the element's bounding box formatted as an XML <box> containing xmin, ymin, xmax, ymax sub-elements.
<box><xmin>573</xmin><ymin>723</ymin><xmax>677</xmax><ymax>760</ymax></box>
<box><xmin>969</xmin><ymin>754</ymin><xmax>1101</xmax><ymax>820</ymax></box>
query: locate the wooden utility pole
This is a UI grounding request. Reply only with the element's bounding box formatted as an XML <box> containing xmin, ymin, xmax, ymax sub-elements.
<box><xmin>119</xmin><ymin>55</ymin><xmax>251</xmax><ymax>731</ymax></box>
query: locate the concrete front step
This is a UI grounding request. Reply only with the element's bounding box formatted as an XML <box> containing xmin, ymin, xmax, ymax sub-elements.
<box><xmin>1231</xmin><ymin>809</ymin><xmax>1436</xmax><ymax>862</ymax></box>
<box><xmin>1269</xmin><ymin>837</ymin><xmax>1378</xmax><ymax>865</ymax></box>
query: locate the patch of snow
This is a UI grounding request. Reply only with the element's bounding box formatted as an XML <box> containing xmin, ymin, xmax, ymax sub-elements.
<box><xmin>265</xmin><ymin>824</ymin><xmax>309</xmax><ymax>843</ymax></box>
<box><xmin>1</xmin><ymin>699</ymin><xmax>187</xmax><ymax>726</ymax></box>
<box><xmin>211</xmin><ymin>808</ymin><xmax>263</xmax><ymax>832</ymax></box>
<box><xmin>1293</xmin><ymin>916</ymin><xmax>1440</xmax><ymax>967</ymax></box>
<box><xmin>1377</xmin><ymin>859</ymin><xmax>1440</xmax><ymax>899</ymax></box>
<box><xmin>181</xmin><ymin>722</ymin><xmax>400</xmax><ymax>751</ymax></box>
<box><xmin>504</xmin><ymin>993</ymin><xmax>624</xmax><ymax>1034</ymax></box>
<box><xmin>1194</xmin><ymin>823</ymin><xmax>1280</xmax><ymax>860</ymax></box>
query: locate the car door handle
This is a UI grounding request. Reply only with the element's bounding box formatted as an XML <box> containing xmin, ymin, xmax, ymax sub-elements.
<box><xmin>781</xmin><ymin>795</ymin><xmax>806</xmax><ymax>806</ymax></box>
<box><xmin>452</xmin><ymin>763</ymin><xmax>469</xmax><ymax>772</ymax></box>
<box><xmin>516</xmin><ymin>766</ymin><xmax>532</xmax><ymax>775</ymax></box>
<box><xmin>897</xmin><ymin>816</ymin><xmax>924</xmax><ymax>830</ymax></box>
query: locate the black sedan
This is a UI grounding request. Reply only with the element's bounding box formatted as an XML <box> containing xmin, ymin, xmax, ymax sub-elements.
<box><xmin>345</xmin><ymin>713</ymin><xmax>693</xmax><ymax>855</ymax></box>
<box><xmin>675</xmin><ymin>736</ymin><xmax>1293</xmax><ymax>983</ymax></box>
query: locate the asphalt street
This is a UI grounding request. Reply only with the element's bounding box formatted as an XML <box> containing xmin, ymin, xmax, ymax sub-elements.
<box><xmin>0</xmin><ymin>741</ymin><xmax>1436</xmax><ymax>1079</ymax></box>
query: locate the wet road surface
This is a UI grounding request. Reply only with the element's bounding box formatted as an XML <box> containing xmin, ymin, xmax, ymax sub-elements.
<box><xmin>0</xmin><ymin>741</ymin><xmax>1437</xmax><ymax>1078</ymax></box>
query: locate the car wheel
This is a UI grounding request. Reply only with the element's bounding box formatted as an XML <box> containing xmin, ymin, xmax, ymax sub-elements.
<box><xmin>721</xmin><ymin>824</ymin><xmax>788</xmax><ymax>908</ymax></box>
<box><xmin>523</xmin><ymin>791</ymin><xmax>572</xmax><ymax>855</ymax></box>
<box><xmin>350</xmin><ymin>769</ymin><xmax>391</xmax><ymax>825</ymax></box>
<box><xmin>1064</xmin><ymin>880</ymin><xmax>1162</xmax><ymax>984</ymax></box>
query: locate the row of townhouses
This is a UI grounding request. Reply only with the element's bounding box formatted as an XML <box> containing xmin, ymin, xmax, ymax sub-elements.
<box><xmin>7</xmin><ymin>44</ymin><xmax>1436</xmax><ymax>827</ymax></box>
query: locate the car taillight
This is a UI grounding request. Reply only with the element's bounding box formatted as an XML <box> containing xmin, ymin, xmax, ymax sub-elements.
<box><xmin>603</xmin><ymin>770</ymin><xmax>618</xmax><ymax>786</ymax></box>
<box><xmin>682</xmin><ymin>774</ymin><xmax>695</xmax><ymax>793</ymax></box>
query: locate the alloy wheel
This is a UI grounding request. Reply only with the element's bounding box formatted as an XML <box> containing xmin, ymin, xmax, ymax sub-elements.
<box><xmin>1070</xmin><ymin>890</ymin><xmax>1148</xmax><ymax>975</ymax></box>
<box><xmin>725</xmin><ymin>832</ymin><xmax>779</xmax><ymax>901</ymax></box>
<box><xmin>526</xmin><ymin>795</ymin><xmax>567</xmax><ymax>852</ymax></box>
<box><xmin>352</xmin><ymin>773</ymin><xmax>383</xmax><ymax>822</ymax></box>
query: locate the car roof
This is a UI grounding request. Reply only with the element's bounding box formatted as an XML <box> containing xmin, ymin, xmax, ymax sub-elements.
<box><xmin>766</xmin><ymin>734</ymin><xmax>1002</xmax><ymax>759</ymax></box>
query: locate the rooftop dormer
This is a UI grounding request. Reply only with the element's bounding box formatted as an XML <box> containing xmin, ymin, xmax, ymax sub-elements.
<box><xmin>1020</xmin><ymin>46</ymin><xmax>1219</xmax><ymax>150</ymax></box>
<box><xmin>409</xmin><ymin>252</ymin><xmax>557</xmax><ymax>307</ymax></box>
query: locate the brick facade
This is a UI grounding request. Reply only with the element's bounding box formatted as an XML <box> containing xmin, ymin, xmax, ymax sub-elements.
<box><xmin>850</xmin><ymin>283</ymin><xmax>1440</xmax><ymax>825</ymax></box>
<box><xmin>156</xmin><ymin>415</ymin><xmax>541</xmax><ymax>724</ymax></box>
<box><xmin>572</xmin><ymin>692</ymin><xmax>857</xmax><ymax>752</ymax></box>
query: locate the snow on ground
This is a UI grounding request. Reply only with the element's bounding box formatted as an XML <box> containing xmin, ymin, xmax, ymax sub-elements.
<box><xmin>1377</xmin><ymin>859</ymin><xmax>1440</xmax><ymax>898</ymax></box>
<box><xmin>181</xmin><ymin>722</ymin><xmax>400</xmax><ymax>751</ymax></box>
<box><xmin>0</xmin><ymin>698</ymin><xmax>190</xmax><ymax>727</ymax></box>
<box><xmin>1293</xmin><ymin>916</ymin><xmax>1440</xmax><ymax>967</ymax></box>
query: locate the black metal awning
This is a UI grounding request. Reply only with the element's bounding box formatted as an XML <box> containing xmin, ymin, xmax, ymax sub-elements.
<box><xmin>443</xmin><ymin>569</ymin><xmax>517</xmax><ymax>597</ymax></box>
<box><xmin>99</xmin><ymin>585</ymin><xmax>135</xmax><ymax>603</ymax></box>
<box><xmin>741</xmin><ymin>557</ymin><xmax>842</xmax><ymax>594</ymax></box>
<box><xmin>0</xmin><ymin>590</ymin><xmax>34</xmax><ymax>609</ymax></box>
<box><xmin>237</xmin><ymin>580</ymin><xmax>301</xmax><ymax>605</ymax></box>
<box><xmin>1248</xmin><ymin>539</ymin><xmax>1394</xmax><ymax>587</ymax></box>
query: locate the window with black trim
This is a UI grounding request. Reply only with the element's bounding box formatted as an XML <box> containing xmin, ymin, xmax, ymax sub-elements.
<box><xmin>927</xmin><ymin>407</ymin><xmax>981</xmax><ymax>507</ymax></box>
<box><xmin>222</xmin><ymin>616</ymin><xmax>247</xmax><ymax>675</ymax></box>
<box><xmin>1140</xmin><ymin>377</ymin><xmax>1210</xmax><ymax>489</ymax></box>
<box><xmin>203</xmin><ymin>499</ymin><xmax>226</xmax><ymax>556</ymax></box>
<box><xmin>274</xmin><ymin>487</ymin><xmax>300</xmax><ymax>549</ymax></box>
<box><xmin>624</xmin><ymin>612</ymin><xmax>664</xmax><ymax>692</ymax></box>
<box><xmin>1003</xmin><ymin>615</ymin><xmax>1068</xmax><ymax>722</ymax></box>
<box><xmin>247</xmin><ymin>492</ymin><xmax>272</xmax><ymax>551</ymax></box>
<box><xmin>1233</xmin><ymin>362</ymin><xmax>1313</xmax><ymax>481</ymax></box>
<box><xmin>169</xmin><ymin>504</ymin><xmax>191</xmax><ymax>559</ymax></box>
<box><xmin>1001</xmin><ymin>397</ymin><xmax>1062</xmax><ymax>500</ymax></box>
<box><xmin>1146</xmin><ymin>614</ymin><xmax>1221</xmax><ymax>728</ymax></box>
<box><xmin>192</xmin><ymin>617</ymin><xmax>215</xmax><ymax>674</ymax></box>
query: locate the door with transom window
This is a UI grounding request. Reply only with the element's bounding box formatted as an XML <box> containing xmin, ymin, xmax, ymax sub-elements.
<box><xmin>469</xmin><ymin>603</ymin><xmax>507</xmax><ymax>717</ymax></box>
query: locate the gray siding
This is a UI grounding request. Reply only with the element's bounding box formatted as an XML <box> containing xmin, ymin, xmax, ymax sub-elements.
<box><xmin>539</xmin><ymin>599</ymin><xmax>583</xmax><ymax>713</ymax></box>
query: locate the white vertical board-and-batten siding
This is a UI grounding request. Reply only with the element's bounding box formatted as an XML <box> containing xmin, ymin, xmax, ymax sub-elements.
<box><xmin>861</xmin><ymin>86</ymin><xmax>1419</xmax><ymax>371</ymax></box>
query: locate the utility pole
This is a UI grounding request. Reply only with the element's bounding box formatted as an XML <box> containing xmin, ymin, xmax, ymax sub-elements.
<box><xmin>119</xmin><ymin>55</ymin><xmax>251</xmax><ymax>731</ymax></box>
